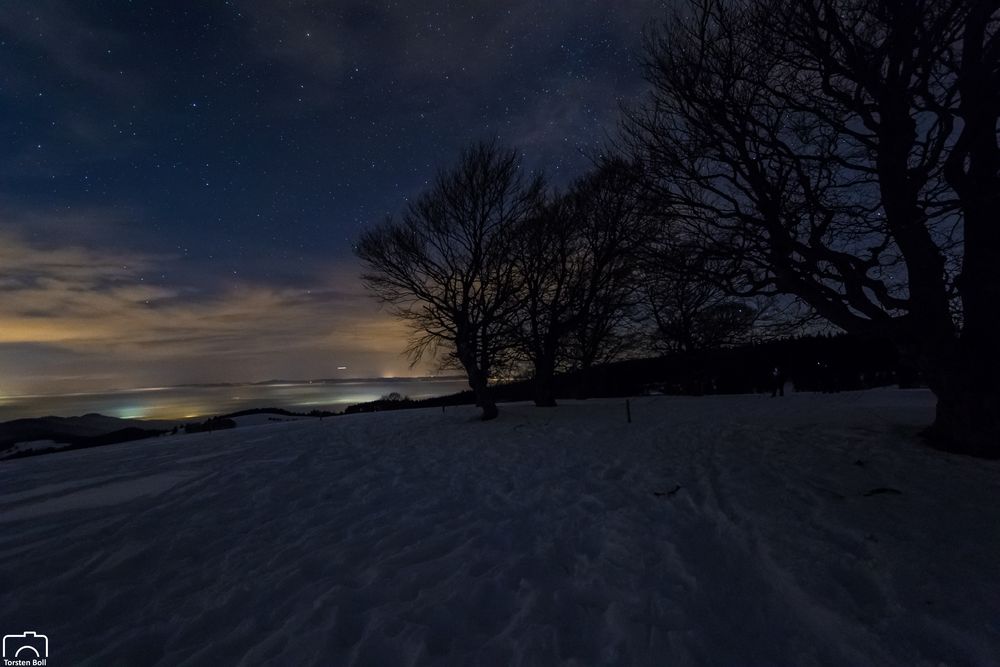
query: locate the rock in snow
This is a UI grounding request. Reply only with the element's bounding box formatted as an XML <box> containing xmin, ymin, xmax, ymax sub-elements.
<box><xmin>1</xmin><ymin>389</ymin><xmax>998</xmax><ymax>666</ymax></box>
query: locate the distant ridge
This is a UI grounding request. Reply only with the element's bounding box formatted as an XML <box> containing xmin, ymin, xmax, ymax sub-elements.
<box><xmin>0</xmin><ymin>414</ymin><xmax>181</xmax><ymax>460</ymax></box>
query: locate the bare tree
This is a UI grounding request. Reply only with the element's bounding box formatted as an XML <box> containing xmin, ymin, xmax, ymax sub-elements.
<box><xmin>356</xmin><ymin>141</ymin><xmax>543</xmax><ymax>420</ymax></box>
<box><xmin>512</xmin><ymin>159</ymin><xmax>647</xmax><ymax>406</ymax></box>
<box><xmin>639</xmin><ymin>240</ymin><xmax>760</xmax><ymax>353</ymax></box>
<box><xmin>511</xmin><ymin>196</ymin><xmax>578</xmax><ymax>406</ymax></box>
<box><xmin>624</xmin><ymin>0</ymin><xmax>999</xmax><ymax>455</ymax></box>
<box><xmin>564</xmin><ymin>161</ymin><xmax>651</xmax><ymax>393</ymax></box>
<box><xmin>939</xmin><ymin>2</ymin><xmax>1000</xmax><ymax>449</ymax></box>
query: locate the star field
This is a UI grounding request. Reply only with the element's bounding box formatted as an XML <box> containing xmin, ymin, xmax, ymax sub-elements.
<box><xmin>0</xmin><ymin>0</ymin><xmax>664</xmax><ymax>394</ymax></box>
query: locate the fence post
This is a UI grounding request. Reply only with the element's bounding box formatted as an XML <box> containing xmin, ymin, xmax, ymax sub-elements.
<box><xmin>626</xmin><ymin>399</ymin><xmax>632</xmax><ymax>424</ymax></box>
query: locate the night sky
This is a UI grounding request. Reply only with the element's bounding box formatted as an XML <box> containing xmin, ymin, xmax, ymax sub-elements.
<box><xmin>0</xmin><ymin>1</ymin><xmax>662</xmax><ymax>396</ymax></box>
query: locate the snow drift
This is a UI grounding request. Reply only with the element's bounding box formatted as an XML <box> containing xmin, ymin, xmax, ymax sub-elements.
<box><xmin>1</xmin><ymin>389</ymin><xmax>998</xmax><ymax>666</ymax></box>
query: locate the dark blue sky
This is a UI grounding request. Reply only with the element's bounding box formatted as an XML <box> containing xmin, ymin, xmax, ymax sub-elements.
<box><xmin>0</xmin><ymin>1</ymin><xmax>663</xmax><ymax>394</ymax></box>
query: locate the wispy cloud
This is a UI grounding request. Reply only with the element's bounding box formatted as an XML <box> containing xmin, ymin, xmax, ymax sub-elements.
<box><xmin>0</xmin><ymin>1</ymin><xmax>142</xmax><ymax>98</ymax></box>
<box><xmin>0</xmin><ymin>228</ymin><xmax>423</xmax><ymax>394</ymax></box>
<box><xmin>239</xmin><ymin>0</ymin><xmax>659</xmax><ymax>130</ymax></box>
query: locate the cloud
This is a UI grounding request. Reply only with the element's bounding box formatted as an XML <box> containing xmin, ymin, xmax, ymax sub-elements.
<box><xmin>0</xmin><ymin>1</ymin><xmax>141</xmax><ymax>99</ymax></box>
<box><xmin>0</xmin><ymin>229</ymin><xmax>424</xmax><ymax>394</ymax></box>
<box><xmin>240</xmin><ymin>0</ymin><xmax>354</xmax><ymax>77</ymax></box>
<box><xmin>0</xmin><ymin>1</ymin><xmax>670</xmax><ymax>397</ymax></box>
<box><xmin>239</xmin><ymin>1</ymin><xmax>660</xmax><ymax>116</ymax></box>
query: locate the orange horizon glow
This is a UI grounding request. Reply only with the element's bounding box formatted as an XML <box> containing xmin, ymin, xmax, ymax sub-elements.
<box><xmin>0</xmin><ymin>229</ymin><xmax>439</xmax><ymax>396</ymax></box>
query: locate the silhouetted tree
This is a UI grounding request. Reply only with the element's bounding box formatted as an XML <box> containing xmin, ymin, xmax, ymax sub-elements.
<box><xmin>356</xmin><ymin>141</ymin><xmax>543</xmax><ymax>420</ymax></box>
<box><xmin>512</xmin><ymin>159</ymin><xmax>647</xmax><ymax>406</ymax></box>
<box><xmin>639</xmin><ymin>240</ymin><xmax>760</xmax><ymax>353</ymax></box>
<box><xmin>938</xmin><ymin>2</ymin><xmax>1000</xmax><ymax>452</ymax></box>
<box><xmin>625</xmin><ymin>0</ymin><xmax>999</xmax><ymax>456</ymax></box>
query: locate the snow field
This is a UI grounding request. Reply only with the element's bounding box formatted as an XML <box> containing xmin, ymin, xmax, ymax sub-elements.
<box><xmin>1</xmin><ymin>389</ymin><xmax>998</xmax><ymax>666</ymax></box>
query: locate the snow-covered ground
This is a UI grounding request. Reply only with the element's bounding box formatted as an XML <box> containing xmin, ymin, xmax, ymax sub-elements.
<box><xmin>227</xmin><ymin>412</ymin><xmax>320</xmax><ymax>428</ymax></box>
<box><xmin>1</xmin><ymin>438</ymin><xmax>71</xmax><ymax>457</ymax></box>
<box><xmin>1</xmin><ymin>389</ymin><xmax>998</xmax><ymax>666</ymax></box>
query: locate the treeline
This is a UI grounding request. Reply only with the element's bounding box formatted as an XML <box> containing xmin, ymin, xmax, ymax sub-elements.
<box><xmin>357</xmin><ymin>144</ymin><xmax>766</xmax><ymax>420</ymax></box>
<box><xmin>576</xmin><ymin>334</ymin><xmax>903</xmax><ymax>397</ymax></box>
<box><xmin>181</xmin><ymin>407</ymin><xmax>336</xmax><ymax>433</ymax></box>
<box><xmin>219</xmin><ymin>407</ymin><xmax>336</xmax><ymax>419</ymax></box>
<box><xmin>342</xmin><ymin>333</ymin><xmax>903</xmax><ymax>416</ymax></box>
<box><xmin>183</xmin><ymin>416</ymin><xmax>237</xmax><ymax>434</ymax></box>
<box><xmin>357</xmin><ymin>0</ymin><xmax>1000</xmax><ymax>457</ymax></box>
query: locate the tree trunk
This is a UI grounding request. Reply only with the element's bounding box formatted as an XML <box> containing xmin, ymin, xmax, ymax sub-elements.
<box><xmin>928</xmin><ymin>360</ymin><xmax>1000</xmax><ymax>459</ymax></box>
<box><xmin>926</xmin><ymin>203</ymin><xmax>1000</xmax><ymax>457</ymax></box>
<box><xmin>915</xmin><ymin>321</ymin><xmax>1000</xmax><ymax>458</ymax></box>
<box><xmin>929</xmin><ymin>2</ymin><xmax>1000</xmax><ymax>458</ymax></box>
<box><xmin>574</xmin><ymin>362</ymin><xmax>594</xmax><ymax>399</ymax></box>
<box><xmin>467</xmin><ymin>368</ymin><xmax>498</xmax><ymax>421</ymax></box>
<box><xmin>532</xmin><ymin>356</ymin><xmax>558</xmax><ymax>407</ymax></box>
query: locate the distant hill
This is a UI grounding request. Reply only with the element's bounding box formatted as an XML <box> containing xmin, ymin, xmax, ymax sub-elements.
<box><xmin>0</xmin><ymin>409</ymin><xmax>335</xmax><ymax>461</ymax></box>
<box><xmin>0</xmin><ymin>414</ymin><xmax>180</xmax><ymax>460</ymax></box>
<box><xmin>0</xmin><ymin>414</ymin><xmax>178</xmax><ymax>448</ymax></box>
